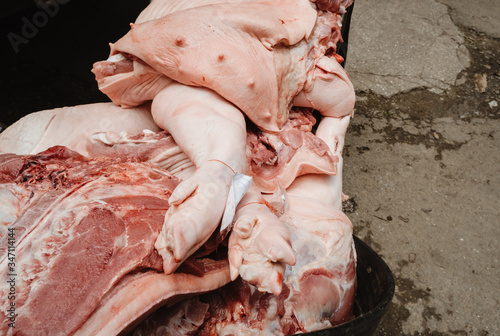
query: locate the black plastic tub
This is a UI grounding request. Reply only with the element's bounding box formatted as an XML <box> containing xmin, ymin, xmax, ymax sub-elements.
<box><xmin>299</xmin><ymin>235</ymin><xmax>395</xmax><ymax>336</ymax></box>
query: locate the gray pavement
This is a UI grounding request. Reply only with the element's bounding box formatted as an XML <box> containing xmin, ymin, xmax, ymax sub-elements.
<box><xmin>344</xmin><ymin>0</ymin><xmax>499</xmax><ymax>335</ymax></box>
<box><xmin>346</xmin><ymin>0</ymin><xmax>470</xmax><ymax>97</ymax></box>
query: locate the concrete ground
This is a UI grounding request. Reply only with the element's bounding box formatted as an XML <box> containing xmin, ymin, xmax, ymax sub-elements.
<box><xmin>344</xmin><ymin>1</ymin><xmax>499</xmax><ymax>335</ymax></box>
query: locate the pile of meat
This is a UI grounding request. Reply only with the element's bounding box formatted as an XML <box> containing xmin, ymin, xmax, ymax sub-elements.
<box><xmin>0</xmin><ymin>0</ymin><xmax>357</xmax><ymax>335</ymax></box>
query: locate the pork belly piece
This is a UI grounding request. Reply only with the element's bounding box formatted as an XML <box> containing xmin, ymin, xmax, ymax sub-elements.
<box><xmin>99</xmin><ymin>0</ymin><xmax>352</xmax><ymax>130</ymax></box>
<box><xmin>75</xmin><ymin>259</ymin><xmax>230</xmax><ymax>336</ymax></box>
<box><xmin>0</xmin><ymin>102</ymin><xmax>159</xmax><ymax>156</ymax></box>
<box><xmin>0</xmin><ymin>147</ymin><xmax>179</xmax><ymax>335</ymax></box>
<box><xmin>108</xmin><ymin>0</ymin><xmax>316</xmax><ymax>132</ymax></box>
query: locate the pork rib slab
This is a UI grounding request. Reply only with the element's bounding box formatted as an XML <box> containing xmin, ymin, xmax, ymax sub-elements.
<box><xmin>75</xmin><ymin>259</ymin><xmax>230</xmax><ymax>335</ymax></box>
<box><xmin>0</xmin><ymin>147</ymin><xmax>179</xmax><ymax>336</ymax></box>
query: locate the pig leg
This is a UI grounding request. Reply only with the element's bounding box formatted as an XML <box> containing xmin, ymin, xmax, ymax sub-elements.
<box><xmin>279</xmin><ymin>116</ymin><xmax>356</xmax><ymax>329</ymax></box>
<box><xmin>228</xmin><ymin>185</ymin><xmax>295</xmax><ymax>295</ymax></box>
<box><xmin>226</xmin><ymin>57</ymin><xmax>353</xmax><ymax>295</ymax></box>
<box><xmin>280</xmin><ymin>192</ymin><xmax>356</xmax><ymax>329</ymax></box>
<box><xmin>152</xmin><ymin>83</ymin><xmax>247</xmax><ymax>274</ymax></box>
<box><xmin>285</xmin><ymin>115</ymin><xmax>350</xmax><ymax>210</ymax></box>
<box><xmin>290</xmin><ymin>55</ymin><xmax>355</xmax><ymax>209</ymax></box>
<box><xmin>282</xmin><ymin>59</ymin><xmax>356</xmax><ymax>327</ymax></box>
<box><xmin>293</xmin><ymin>55</ymin><xmax>355</xmax><ymax>120</ymax></box>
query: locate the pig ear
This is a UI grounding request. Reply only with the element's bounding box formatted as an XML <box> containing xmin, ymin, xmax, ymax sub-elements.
<box><xmin>169</xmin><ymin>178</ymin><xmax>198</xmax><ymax>205</ymax></box>
<box><xmin>228</xmin><ymin>245</ymin><xmax>243</xmax><ymax>281</ymax></box>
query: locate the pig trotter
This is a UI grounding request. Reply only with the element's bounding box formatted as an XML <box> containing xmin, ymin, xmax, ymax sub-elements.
<box><xmin>228</xmin><ymin>200</ymin><xmax>295</xmax><ymax>295</ymax></box>
<box><xmin>155</xmin><ymin>160</ymin><xmax>233</xmax><ymax>273</ymax></box>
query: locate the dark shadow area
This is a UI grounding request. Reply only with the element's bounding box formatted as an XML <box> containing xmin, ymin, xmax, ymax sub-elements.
<box><xmin>1</xmin><ymin>0</ymin><xmax>149</xmax><ymax>129</ymax></box>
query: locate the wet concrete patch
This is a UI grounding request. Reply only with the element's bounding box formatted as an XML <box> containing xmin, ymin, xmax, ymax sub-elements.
<box><xmin>345</xmin><ymin>20</ymin><xmax>499</xmax><ymax>336</ymax></box>
<box><xmin>352</xmin><ymin>27</ymin><xmax>500</xmax><ymax>121</ymax></box>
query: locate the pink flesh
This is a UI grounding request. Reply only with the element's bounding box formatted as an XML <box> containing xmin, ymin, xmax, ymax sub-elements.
<box><xmin>92</xmin><ymin>58</ymin><xmax>173</xmax><ymax>109</ymax></box>
<box><xmin>151</xmin><ymin>83</ymin><xmax>248</xmax><ymax>274</ymax></box>
<box><xmin>106</xmin><ymin>0</ymin><xmax>317</xmax><ymax>132</ymax></box>
<box><xmin>247</xmin><ymin>108</ymin><xmax>338</xmax><ymax>192</ymax></box>
<box><xmin>228</xmin><ymin>184</ymin><xmax>295</xmax><ymax>295</ymax></box>
<box><xmin>0</xmin><ymin>147</ymin><xmax>178</xmax><ymax>335</ymax></box>
<box><xmin>130</xmin><ymin>181</ymin><xmax>356</xmax><ymax>335</ymax></box>
<box><xmin>0</xmin><ymin>0</ymin><xmax>359</xmax><ymax>333</ymax></box>
<box><xmin>75</xmin><ymin>259</ymin><xmax>230</xmax><ymax>336</ymax></box>
<box><xmin>293</xmin><ymin>55</ymin><xmax>355</xmax><ymax>119</ymax></box>
<box><xmin>0</xmin><ymin>103</ymin><xmax>160</xmax><ymax>156</ymax></box>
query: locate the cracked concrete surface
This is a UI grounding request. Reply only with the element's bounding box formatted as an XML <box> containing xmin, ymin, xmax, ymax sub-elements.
<box><xmin>344</xmin><ymin>0</ymin><xmax>499</xmax><ymax>335</ymax></box>
<box><xmin>436</xmin><ymin>0</ymin><xmax>500</xmax><ymax>39</ymax></box>
<box><xmin>346</xmin><ymin>0</ymin><xmax>470</xmax><ymax>97</ymax></box>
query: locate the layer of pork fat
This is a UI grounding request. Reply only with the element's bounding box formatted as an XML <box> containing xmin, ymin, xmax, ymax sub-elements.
<box><xmin>75</xmin><ymin>259</ymin><xmax>230</xmax><ymax>336</ymax></box>
<box><xmin>0</xmin><ymin>146</ymin><xmax>178</xmax><ymax>335</ymax></box>
<box><xmin>0</xmin><ymin>102</ymin><xmax>159</xmax><ymax>156</ymax></box>
<box><xmin>247</xmin><ymin>108</ymin><xmax>338</xmax><ymax>193</ymax></box>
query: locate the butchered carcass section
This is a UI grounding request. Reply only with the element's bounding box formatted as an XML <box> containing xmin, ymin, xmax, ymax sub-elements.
<box><xmin>75</xmin><ymin>259</ymin><xmax>230</xmax><ymax>336</ymax></box>
<box><xmin>100</xmin><ymin>0</ymin><xmax>317</xmax><ymax>132</ymax></box>
<box><xmin>0</xmin><ymin>103</ymin><xmax>160</xmax><ymax>156</ymax></box>
<box><xmin>92</xmin><ymin>0</ymin><xmax>352</xmax><ymax>133</ymax></box>
<box><xmin>247</xmin><ymin>108</ymin><xmax>338</xmax><ymax>193</ymax></box>
<box><xmin>281</xmin><ymin>194</ymin><xmax>356</xmax><ymax>330</ymax></box>
<box><xmin>131</xmin><ymin>193</ymin><xmax>356</xmax><ymax>335</ymax></box>
<box><xmin>0</xmin><ymin>146</ymin><xmax>182</xmax><ymax>335</ymax></box>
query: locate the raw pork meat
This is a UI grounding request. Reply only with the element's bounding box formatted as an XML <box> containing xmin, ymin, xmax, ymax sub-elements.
<box><xmin>0</xmin><ymin>147</ymin><xmax>231</xmax><ymax>335</ymax></box>
<box><xmin>247</xmin><ymin>108</ymin><xmax>338</xmax><ymax>193</ymax></box>
<box><xmin>132</xmin><ymin>171</ymin><xmax>356</xmax><ymax>335</ymax></box>
<box><xmin>90</xmin><ymin>0</ymin><xmax>355</xmax><ymax>288</ymax></box>
<box><xmin>0</xmin><ymin>103</ymin><xmax>159</xmax><ymax>156</ymax></box>
<box><xmin>0</xmin><ymin>0</ymin><xmax>358</xmax><ymax>333</ymax></box>
<box><xmin>105</xmin><ymin>0</ymin><xmax>317</xmax><ymax>132</ymax></box>
<box><xmin>0</xmin><ymin>103</ymin><xmax>355</xmax><ymax>335</ymax></box>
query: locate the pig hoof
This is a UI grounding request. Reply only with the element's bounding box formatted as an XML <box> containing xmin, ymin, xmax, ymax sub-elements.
<box><xmin>228</xmin><ymin>202</ymin><xmax>295</xmax><ymax>294</ymax></box>
<box><xmin>156</xmin><ymin>162</ymin><xmax>233</xmax><ymax>273</ymax></box>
